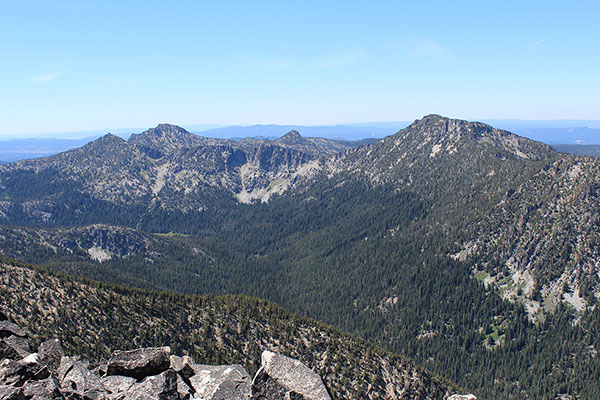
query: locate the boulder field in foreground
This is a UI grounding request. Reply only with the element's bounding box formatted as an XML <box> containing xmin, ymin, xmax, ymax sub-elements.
<box><xmin>0</xmin><ymin>317</ymin><xmax>475</xmax><ymax>399</ymax></box>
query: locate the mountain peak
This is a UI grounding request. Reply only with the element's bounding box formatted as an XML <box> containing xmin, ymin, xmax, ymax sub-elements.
<box><xmin>100</xmin><ymin>132</ymin><xmax>125</xmax><ymax>141</ymax></box>
<box><xmin>137</xmin><ymin>123</ymin><xmax>192</xmax><ymax>139</ymax></box>
<box><xmin>88</xmin><ymin>133</ymin><xmax>126</xmax><ymax>147</ymax></box>
<box><xmin>276</xmin><ymin>130</ymin><xmax>306</xmax><ymax>145</ymax></box>
<box><xmin>418</xmin><ymin>113</ymin><xmax>447</xmax><ymax>122</ymax></box>
<box><xmin>74</xmin><ymin>133</ymin><xmax>128</xmax><ymax>157</ymax></box>
<box><xmin>283</xmin><ymin>129</ymin><xmax>302</xmax><ymax>138</ymax></box>
<box><xmin>156</xmin><ymin>122</ymin><xmax>186</xmax><ymax>131</ymax></box>
<box><xmin>391</xmin><ymin>115</ymin><xmax>555</xmax><ymax>161</ymax></box>
<box><xmin>128</xmin><ymin>124</ymin><xmax>207</xmax><ymax>156</ymax></box>
<box><xmin>407</xmin><ymin>114</ymin><xmax>461</xmax><ymax>130</ymax></box>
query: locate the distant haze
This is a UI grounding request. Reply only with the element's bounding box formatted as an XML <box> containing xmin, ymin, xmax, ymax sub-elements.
<box><xmin>1</xmin><ymin>119</ymin><xmax>600</xmax><ymax>163</ymax></box>
<box><xmin>1</xmin><ymin>3</ymin><xmax>598</xmax><ymax>135</ymax></box>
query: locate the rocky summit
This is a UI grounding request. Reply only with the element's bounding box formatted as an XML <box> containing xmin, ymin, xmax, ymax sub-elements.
<box><xmin>0</xmin><ymin>316</ymin><xmax>472</xmax><ymax>400</ymax></box>
<box><xmin>0</xmin><ymin>319</ymin><xmax>333</xmax><ymax>399</ymax></box>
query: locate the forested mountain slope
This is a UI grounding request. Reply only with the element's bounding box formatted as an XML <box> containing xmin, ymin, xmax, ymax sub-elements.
<box><xmin>471</xmin><ymin>155</ymin><xmax>600</xmax><ymax>315</ymax></box>
<box><xmin>2</xmin><ymin>115</ymin><xmax>600</xmax><ymax>398</ymax></box>
<box><xmin>319</xmin><ymin>115</ymin><xmax>600</xmax><ymax>318</ymax></box>
<box><xmin>0</xmin><ymin>257</ymin><xmax>455</xmax><ymax>400</ymax></box>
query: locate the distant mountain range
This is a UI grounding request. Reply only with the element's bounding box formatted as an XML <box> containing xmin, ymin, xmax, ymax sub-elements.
<box><xmin>510</xmin><ymin>127</ymin><xmax>600</xmax><ymax>145</ymax></box>
<box><xmin>553</xmin><ymin>144</ymin><xmax>600</xmax><ymax>157</ymax></box>
<box><xmin>0</xmin><ymin>124</ymin><xmax>391</xmax><ymax>163</ymax></box>
<box><xmin>192</xmin><ymin>123</ymin><xmax>398</xmax><ymax>141</ymax></box>
<box><xmin>2</xmin><ymin>120</ymin><xmax>599</xmax><ymax>163</ymax></box>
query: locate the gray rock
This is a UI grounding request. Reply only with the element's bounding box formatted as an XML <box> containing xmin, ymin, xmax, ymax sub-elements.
<box><xmin>251</xmin><ymin>351</ymin><xmax>330</xmax><ymax>400</ymax></box>
<box><xmin>0</xmin><ymin>385</ymin><xmax>24</xmax><ymax>400</ymax></box>
<box><xmin>0</xmin><ymin>354</ymin><xmax>49</xmax><ymax>387</ymax></box>
<box><xmin>2</xmin><ymin>337</ymin><xmax>31</xmax><ymax>360</ymax></box>
<box><xmin>57</xmin><ymin>356</ymin><xmax>77</xmax><ymax>382</ymax></box>
<box><xmin>38</xmin><ymin>339</ymin><xmax>64</xmax><ymax>372</ymax></box>
<box><xmin>176</xmin><ymin>374</ymin><xmax>192</xmax><ymax>400</ymax></box>
<box><xmin>107</xmin><ymin>347</ymin><xmax>170</xmax><ymax>380</ymax></box>
<box><xmin>89</xmin><ymin>360</ymin><xmax>108</xmax><ymax>378</ymax></box>
<box><xmin>101</xmin><ymin>375</ymin><xmax>136</xmax><ymax>397</ymax></box>
<box><xmin>169</xmin><ymin>355</ymin><xmax>194</xmax><ymax>380</ymax></box>
<box><xmin>83</xmin><ymin>389</ymin><xmax>109</xmax><ymax>400</ymax></box>
<box><xmin>22</xmin><ymin>376</ymin><xmax>63</xmax><ymax>399</ymax></box>
<box><xmin>0</xmin><ymin>323</ymin><xmax>26</xmax><ymax>340</ymax></box>
<box><xmin>187</xmin><ymin>363</ymin><xmax>251</xmax><ymax>400</ymax></box>
<box><xmin>0</xmin><ymin>342</ymin><xmax>22</xmax><ymax>363</ymax></box>
<box><xmin>59</xmin><ymin>357</ymin><xmax>106</xmax><ymax>399</ymax></box>
<box><xmin>125</xmin><ymin>369</ymin><xmax>178</xmax><ymax>400</ymax></box>
<box><xmin>447</xmin><ymin>395</ymin><xmax>477</xmax><ymax>400</ymax></box>
<box><xmin>252</xmin><ymin>368</ymin><xmax>300</xmax><ymax>400</ymax></box>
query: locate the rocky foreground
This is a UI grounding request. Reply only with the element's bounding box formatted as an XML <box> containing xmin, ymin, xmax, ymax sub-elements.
<box><xmin>0</xmin><ymin>315</ymin><xmax>475</xmax><ymax>400</ymax></box>
<box><xmin>0</xmin><ymin>315</ymin><xmax>332</xmax><ymax>399</ymax></box>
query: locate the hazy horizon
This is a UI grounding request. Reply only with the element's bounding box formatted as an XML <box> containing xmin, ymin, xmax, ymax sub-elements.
<box><xmin>2</xmin><ymin>117</ymin><xmax>600</xmax><ymax>141</ymax></box>
<box><xmin>1</xmin><ymin>1</ymin><xmax>598</xmax><ymax>137</ymax></box>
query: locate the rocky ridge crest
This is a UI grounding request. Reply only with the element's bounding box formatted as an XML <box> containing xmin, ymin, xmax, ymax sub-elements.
<box><xmin>0</xmin><ymin>316</ymin><xmax>336</xmax><ymax>399</ymax></box>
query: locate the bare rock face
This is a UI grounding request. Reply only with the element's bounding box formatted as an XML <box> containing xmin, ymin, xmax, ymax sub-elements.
<box><xmin>252</xmin><ymin>368</ymin><xmax>299</xmax><ymax>400</ymax></box>
<box><xmin>37</xmin><ymin>339</ymin><xmax>64</xmax><ymax>373</ymax></box>
<box><xmin>187</xmin><ymin>363</ymin><xmax>251</xmax><ymax>400</ymax></box>
<box><xmin>175</xmin><ymin>374</ymin><xmax>192</xmax><ymax>400</ymax></box>
<box><xmin>447</xmin><ymin>395</ymin><xmax>477</xmax><ymax>400</ymax></box>
<box><xmin>251</xmin><ymin>351</ymin><xmax>330</xmax><ymax>400</ymax></box>
<box><xmin>22</xmin><ymin>376</ymin><xmax>63</xmax><ymax>399</ymax></box>
<box><xmin>0</xmin><ymin>321</ymin><xmax>31</xmax><ymax>364</ymax></box>
<box><xmin>169</xmin><ymin>356</ymin><xmax>195</xmax><ymax>380</ymax></box>
<box><xmin>0</xmin><ymin>384</ymin><xmax>24</xmax><ymax>400</ymax></box>
<box><xmin>0</xmin><ymin>322</ymin><xmax>27</xmax><ymax>340</ymax></box>
<box><xmin>0</xmin><ymin>340</ymin><xmax>28</xmax><ymax>362</ymax></box>
<box><xmin>0</xmin><ymin>354</ymin><xmax>49</xmax><ymax>387</ymax></box>
<box><xmin>58</xmin><ymin>357</ymin><xmax>105</xmax><ymax>399</ymax></box>
<box><xmin>125</xmin><ymin>369</ymin><xmax>179</xmax><ymax>400</ymax></box>
<box><xmin>101</xmin><ymin>374</ymin><xmax>136</xmax><ymax>398</ymax></box>
<box><xmin>0</xmin><ymin>320</ymin><xmax>338</xmax><ymax>400</ymax></box>
<box><xmin>2</xmin><ymin>337</ymin><xmax>30</xmax><ymax>360</ymax></box>
<box><xmin>107</xmin><ymin>346</ymin><xmax>171</xmax><ymax>380</ymax></box>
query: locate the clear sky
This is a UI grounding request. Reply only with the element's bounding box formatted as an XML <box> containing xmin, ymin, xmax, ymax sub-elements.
<box><xmin>1</xmin><ymin>1</ymin><xmax>599</xmax><ymax>137</ymax></box>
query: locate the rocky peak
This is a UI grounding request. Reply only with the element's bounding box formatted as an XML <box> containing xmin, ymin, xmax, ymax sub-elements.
<box><xmin>276</xmin><ymin>130</ymin><xmax>307</xmax><ymax>145</ymax></box>
<box><xmin>130</xmin><ymin>123</ymin><xmax>193</xmax><ymax>143</ymax></box>
<box><xmin>146</xmin><ymin>123</ymin><xmax>191</xmax><ymax>138</ymax></box>
<box><xmin>393</xmin><ymin>114</ymin><xmax>555</xmax><ymax>161</ymax></box>
<box><xmin>102</xmin><ymin>132</ymin><xmax>125</xmax><ymax>140</ymax></box>
<box><xmin>78</xmin><ymin>133</ymin><xmax>128</xmax><ymax>154</ymax></box>
<box><xmin>406</xmin><ymin>114</ymin><xmax>491</xmax><ymax>138</ymax></box>
<box><xmin>91</xmin><ymin>133</ymin><xmax>126</xmax><ymax>145</ymax></box>
<box><xmin>129</xmin><ymin>124</ymin><xmax>207</xmax><ymax>157</ymax></box>
<box><xmin>409</xmin><ymin>113</ymin><xmax>446</xmax><ymax>126</ymax></box>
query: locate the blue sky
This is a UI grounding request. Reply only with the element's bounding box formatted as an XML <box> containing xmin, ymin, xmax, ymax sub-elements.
<box><xmin>0</xmin><ymin>1</ymin><xmax>599</xmax><ymax>137</ymax></box>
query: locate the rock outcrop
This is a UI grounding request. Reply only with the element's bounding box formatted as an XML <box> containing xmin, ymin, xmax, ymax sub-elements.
<box><xmin>107</xmin><ymin>347</ymin><xmax>171</xmax><ymax>379</ymax></box>
<box><xmin>0</xmin><ymin>321</ymin><xmax>337</xmax><ymax>400</ymax></box>
<box><xmin>252</xmin><ymin>351</ymin><xmax>330</xmax><ymax>400</ymax></box>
